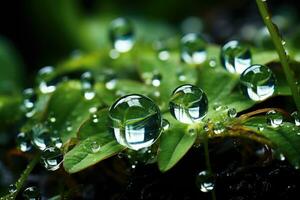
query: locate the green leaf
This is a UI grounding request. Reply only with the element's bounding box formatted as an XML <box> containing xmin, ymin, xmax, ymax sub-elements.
<box><xmin>244</xmin><ymin>117</ymin><xmax>300</xmax><ymax>168</ymax></box>
<box><xmin>0</xmin><ymin>95</ymin><xmax>22</xmax><ymax>129</ymax></box>
<box><xmin>63</xmin><ymin>109</ymin><xmax>124</xmax><ymax>173</ymax></box>
<box><xmin>158</xmin><ymin>114</ymin><xmax>197</xmax><ymax>172</ymax></box>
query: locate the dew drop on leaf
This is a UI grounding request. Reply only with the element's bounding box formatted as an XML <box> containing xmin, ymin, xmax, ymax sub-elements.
<box><xmin>291</xmin><ymin>111</ymin><xmax>300</xmax><ymax>126</ymax></box>
<box><xmin>151</xmin><ymin>73</ymin><xmax>162</xmax><ymax>87</ymax></box>
<box><xmin>23</xmin><ymin>186</ymin><xmax>40</xmax><ymax>200</ymax></box>
<box><xmin>90</xmin><ymin>141</ymin><xmax>101</xmax><ymax>153</ymax></box>
<box><xmin>31</xmin><ymin>124</ymin><xmax>62</xmax><ymax>150</ymax></box>
<box><xmin>169</xmin><ymin>84</ymin><xmax>208</xmax><ymax>124</ymax></box>
<box><xmin>109</xmin><ymin>17</ymin><xmax>135</xmax><ymax>53</ymax></box>
<box><xmin>37</xmin><ymin>66</ymin><xmax>56</xmax><ymax>94</ymax></box>
<box><xmin>22</xmin><ymin>88</ymin><xmax>37</xmax><ymax>118</ymax></box>
<box><xmin>180</xmin><ymin>33</ymin><xmax>207</xmax><ymax>65</ymax></box>
<box><xmin>227</xmin><ymin>108</ymin><xmax>237</xmax><ymax>118</ymax></box>
<box><xmin>220</xmin><ymin>40</ymin><xmax>251</xmax><ymax>74</ymax></box>
<box><xmin>16</xmin><ymin>132</ymin><xmax>32</xmax><ymax>152</ymax></box>
<box><xmin>266</xmin><ymin>110</ymin><xmax>283</xmax><ymax>128</ymax></box>
<box><xmin>213</xmin><ymin>122</ymin><xmax>225</xmax><ymax>134</ymax></box>
<box><xmin>195</xmin><ymin>170</ymin><xmax>215</xmax><ymax>193</ymax></box>
<box><xmin>8</xmin><ymin>184</ymin><xmax>17</xmax><ymax>193</ymax></box>
<box><xmin>109</xmin><ymin>94</ymin><xmax>162</xmax><ymax>150</ymax></box>
<box><xmin>41</xmin><ymin>146</ymin><xmax>63</xmax><ymax>171</ymax></box>
<box><xmin>240</xmin><ymin>64</ymin><xmax>276</xmax><ymax>101</ymax></box>
<box><xmin>162</xmin><ymin>119</ymin><xmax>170</xmax><ymax>131</ymax></box>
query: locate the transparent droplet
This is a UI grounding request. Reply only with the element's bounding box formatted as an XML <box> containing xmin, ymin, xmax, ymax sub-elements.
<box><xmin>291</xmin><ymin>111</ymin><xmax>300</xmax><ymax>126</ymax></box>
<box><xmin>31</xmin><ymin>124</ymin><xmax>61</xmax><ymax>150</ymax></box>
<box><xmin>81</xmin><ymin>72</ymin><xmax>95</xmax><ymax>100</ymax></box>
<box><xmin>109</xmin><ymin>94</ymin><xmax>162</xmax><ymax>150</ymax></box>
<box><xmin>279</xmin><ymin>153</ymin><xmax>286</xmax><ymax>161</ymax></box>
<box><xmin>37</xmin><ymin>66</ymin><xmax>56</xmax><ymax>94</ymax></box>
<box><xmin>105</xmin><ymin>79</ymin><xmax>117</xmax><ymax>90</ymax></box>
<box><xmin>240</xmin><ymin>64</ymin><xmax>276</xmax><ymax>101</ymax></box>
<box><xmin>213</xmin><ymin>104</ymin><xmax>222</xmax><ymax>111</ymax></box>
<box><xmin>180</xmin><ymin>33</ymin><xmax>207</xmax><ymax>65</ymax></box>
<box><xmin>257</xmin><ymin>124</ymin><xmax>265</xmax><ymax>131</ymax></box>
<box><xmin>221</xmin><ymin>40</ymin><xmax>251</xmax><ymax>74</ymax></box>
<box><xmin>208</xmin><ymin>58</ymin><xmax>217</xmax><ymax>68</ymax></box>
<box><xmin>169</xmin><ymin>84</ymin><xmax>208</xmax><ymax>124</ymax></box>
<box><xmin>227</xmin><ymin>108</ymin><xmax>237</xmax><ymax>118</ymax></box>
<box><xmin>16</xmin><ymin>132</ymin><xmax>32</xmax><ymax>152</ymax></box>
<box><xmin>23</xmin><ymin>186</ymin><xmax>40</xmax><ymax>200</ymax></box>
<box><xmin>158</xmin><ymin>50</ymin><xmax>170</xmax><ymax>61</ymax></box>
<box><xmin>92</xmin><ymin>114</ymin><xmax>99</xmax><ymax>123</ymax></box>
<box><xmin>89</xmin><ymin>107</ymin><xmax>98</xmax><ymax>114</ymax></box>
<box><xmin>109</xmin><ymin>17</ymin><xmax>135</xmax><ymax>53</ymax></box>
<box><xmin>91</xmin><ymin>141</ymin><xmax>101</xmax><ymax>153</ymax></box>
<box><xmin>177</xmin><ymin>71</ymin><xmax>187</xmax><ymax>82</ymax></box>
<box><xmin>151</xmin><ymin>74</ymin><xmax>162</xmax><ymax>87</ymax></box>
<box><xmin>8</xmin><ymin>184</ymin><xmax>17</xmax><ymax>193</ymax></box>
<box><xmin>213</xmin><ymin>122</ymin><xmax>225</xmax><ymax>134</ymax></box>
<box><xmin>195</xmin><ymin>170</ymin><xmax>215</xmax><ymax>193</ymax></box>
<box><xmin>162</xmin><ymin>119</ymin><xmax>170</xmax><ymax>131</ymax></box>
<box><xmin>266</xmin><ymin>110</ymin><xmax>283</xmax><ymax>128</ymax></box>
<box><xmin>41</xmin><ymin>147</ymin><xmax>63</xmax><ymax>171</ymax></box>
<box><xmin>22</xmin><ymin>88</ymin><xmax>37</xmax><ymax>118</ymax></box>
<box><xmin>188</xmin><ymin>128</ymin><xmax>196</xmax><ymax>136</ymax></box>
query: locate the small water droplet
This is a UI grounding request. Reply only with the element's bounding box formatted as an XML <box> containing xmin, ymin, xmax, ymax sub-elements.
<box><xmin>227</xmin><ymin>108</ymin><xmax>237</xmax><ymax>118</ymax></box>
<box><xmin>22</xmin><ymin>88</ymin><xmax>37</xmax><ymax>118</ymax></box>
<box><xmin>291</xmin><ymin>111</ymin><xmax>300</xmax><ymax>126</ymax></box>
<box><xmin>90</xmin><ymin>141</ymin><xmax>101</xmax><ymax>153</ymax></box>
<box><xmin>266</xmin><ymin>110</ymin><xmax>283</xmax><ymax>128</ymax></box>
<box><xmin>162</xmin><ymin>119</ymin><xmax>170</xmax><ymax>131</ymax></box>
<box><xmin>37</xmin><ymin>66</ymin><xmax>56</xmax><ymax>94</ymax></box>
<box><xmin>81</xmin><ymin>72</ymin><xmax>95</xmax><ymax>100</ymax></box>
<box><xmin>158</xmin><ymin>50</ymin><xmax>170</xmax><ymax>61</ymax></box>
<box><xmin>151</xmin><ymin>73</ymin><xmax>162</xmax><ymax>87</ymax></box>
<box><xmin>257</xmin><ymin>124</ymin><xmax>265</xmax><ymax>131</ymax></box>
<box><xmin>213</xmin><ymin>104</ymin><xmax>222</xmax><ymax>111</ymax></box>
<box><xmin>221</xmin><ymin>40</ymin><xmax>251</xmax><ymax>74</ymax></box>
<box><xmin>16</xmin><ymin>132</ymin><xmax>32</xmax><ymax>152</ymax></box>
<box><xmin>188</xmin><ymin>128</ymin><xmax>196</xmax><ymax>136</ymax></box>
<box><xmin>109</xmin><ymin>49</ymin><xmax>120</xmax><ymax>59</ymax></box>
<box><xmin>213</xmin><ymin>122</ymin><xmax>225</xmax><ymax>134</ymax></box>
<box><xmin>279</xmin><ymin>153</ymin><xmax>286</xmax><ymax>161</ymax></box>
<box><xmin>208</xmin><ymin>58</ymin><xmax>217</xmax><ymax>68</ymax></box>
<box><xmin>92</xmin><ymin>114</ymin><xmax>99</xmax><ymax>123</ymax></box>
<box><xmin>109</xmin><ymin>17</ymin><xmax>135</xmax><ymax>53</ymax></box>
<box><xmin>180</xmin><ymin>33</ymin><xmax>207</xmax><ymax>65</ymax></box>
<box><xmin>105</xmin><ymin>79</ymin><xmax>117</xmax><ymax>90</ymax></box>
<box><xmin>169</xmin><ymin>84</ymin><xmax>208</xmax><ymax>124</ymax></box>
<box><xmin>195</xmin><ymin>170</ymin><xmax>215</xmax><ymax>193</ymax></box>
<box><xmin>23</xmin><ymin>186</ymin><xmax>40</xmax><ymax>200</ymax></box>
<box><xmin>89</xmin><ymin>107</ymin><xmax>98</xmax><ymax>114</ymax></box>
<box><xmin>8</xmin><ymin>184</ymin><xmax>17</xmax><ymax>193</ymax></box>
<box><xmin>240</xmin><ymin>64</ymin><xmax>276</xmax><ymax>101</ymax></box>
<box><xmin>203</xmin><ymin>124</ymin><xmax>209</xmax><ymax>132</ymax></box>
<box><xmin>109</xmin><ymin>94</ymin><xmax>162</xmax><ymax>150</ymax></box>
<box><xmin>41</xmin><ymin>147</ymin><xmax>63</xmax><ymax>171</ymax></box>
<box><xmin>177</xmin><ymin>71</ymin><xmax>187</xmax><ymax>82</ymax></box>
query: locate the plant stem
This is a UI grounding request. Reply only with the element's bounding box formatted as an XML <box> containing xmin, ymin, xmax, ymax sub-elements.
<box><xmin>256</xmin><ymin>0</ymin><xmax>300</xmax><ymax>112</ymax></box>
<box><xmin>0</xmin><ymin>154</ymin><xmax>40</xmax><ymax>200</ymax></box>
<box><xmin>202</xmin><ymin>131</ymin><xmax>216</xmax><ymax>200</ymax></box>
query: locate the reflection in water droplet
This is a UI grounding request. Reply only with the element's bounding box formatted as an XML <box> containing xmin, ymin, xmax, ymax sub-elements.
<box><xmin>195</xmin><ymin>170</ymin><xmax>215</xmax><ymax>193</ymax></box>
<box><xmin>109</xmin><ymin>94</ymin><xmax>162</xmax><ymax>150</ymax></box>
<box><xmin>37</xmin><ymin>66</ymin><xmax>56</xmax><ymax>94</ymax></box>
<box><xmin>23</xmin><ymin>186</ymin><xmax>40</xmax><ymax>200</ymax></box>
<box><xmin>41</xmin><ymin>147</ymin><xmax>63</xmax><ymax>171</ymax></box>
<box><xmin>16</xmin><ymin>132</ymin><xmax>32</xmax><ymax>152</ymax></box>
<box><xmin>162</xmin><ymin>119</ymin><xmax>170</xmax><ymax>131</ymax></box>
<box><xmin>291</xmin><ymin>111</ymin><xmax>300</xmax><ymax>126</ymax></box>
<box><xmin>240</xmin><ymin>64</ymin><xmax>276</xmax><ymax>101</ymax></box>
<box><xmin>169</xmin><ymin>84</ymin><xmax>208</xmax><ymax>124</ymax></box>
<box><xmin>266</xmin><ymin>110</ymin><xmax>283</xmax><ymax>128</ymax></box>
<box><xmin>221</xmin><ymin>40</ymin><xmax>251</xmax><ymax>74</ymax></box>
<box><xmin>180</xmin><ymin>33</ymin><xmax>207</xmax><ymax>65</ymax></box>
<box><xmin>109</xmin><ymin>17</ymin><xmax>135</xmax><ymax>53</ymax></box>
<box><xmin>227</xmin><ymin>108</ymin><xmax>237</xmax><ymax>118</ymax></box>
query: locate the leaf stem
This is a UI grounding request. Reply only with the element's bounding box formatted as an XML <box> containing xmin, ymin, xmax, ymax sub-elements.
<box><xmin>0</xmin><ymin>154</ymin><xmax>40</xmax><ymax>200</ymax></box>
<box><xmin>256</xmin><ymin>0</ymin><xmax>300</xmax><ymax>111</ymax></box>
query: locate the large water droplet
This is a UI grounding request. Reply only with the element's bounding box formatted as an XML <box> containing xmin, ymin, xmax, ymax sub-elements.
<box><xmin>180</xmin><ymin>33</ymin><xmax>207</xmax><ymax>65</ymax></box>
<box><xmin>169</xmin><ymin>84</ymin><xmax>208</xmax><ymax>124</ymax></box>
<box><xmin>37</xmin><ymin>66</ymin><xmax>56</xmax><ymax>94</ymax></box>
<box><xmin>23</xmin><ymin>186</ymin><xmax>40</xmax><ymax>200</ymax></box>
<box><xmin>41</xmin><ymin>147</ymin><xmax>63</xmax><ymax>171</ymax></box>
<box><xmin>220</xmin><ymin>40</ymin><xmax>251</xmax><ymax>74</ymax></box>
<box><xmin>240</xmin><ymin>64</ymin><xmax>276</xmax><ymax>101</ymax></box>
<box><xmin>291</xmin><ymin>111</ymin><xmax>300</xmax><ymax>126</ymax></box>
<box><xmin>16</xmin><ymin>132</ymin><xmax>32</xmax><ymax>152</ymax></box>
<box><xmin>266</xmin><ymin>110</ymin><xmax>283</xmax><ymax>128</ymax></box>
<box><xmin>195</xmin><ymin>170</ymin><xmax>215</xmax><ymax>193</ymax></box>
<box><xmin>22</xmin><ymin>88</ymin><xmax>37</xmax><ymax>118</ymax></box>
<box><xmin>109</xmin><ymin>94</ymin><xmax>162</xmax><ymax>150</ymax></box>
<box><xmin>109</xmin><ymin>17</ymin><xmax>135</xmax><ymax>53</ymax></box>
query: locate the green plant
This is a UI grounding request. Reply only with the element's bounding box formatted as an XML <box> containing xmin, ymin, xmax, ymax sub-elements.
<box><xmin>1</xmin><ymin>0</ymin><xmax>300</xmax><ymax>199</ymax></box>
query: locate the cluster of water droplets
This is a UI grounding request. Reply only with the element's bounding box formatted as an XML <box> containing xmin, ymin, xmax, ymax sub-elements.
<box><xmin>22</xmin><ymin>88</ymin><xmax>37</xmax><ymax>118</ymax></box>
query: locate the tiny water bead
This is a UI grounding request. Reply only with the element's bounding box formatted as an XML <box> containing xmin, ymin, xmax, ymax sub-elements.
<box><xmin>151</xmin><ymin>73</ymin><xmax>162</xmax><ymax>87</ymax></box>
<box><xmin>109</xmin><ymin>17</ymin><xmax>135</xmax><ymax>53</ymax></box>
<box><xmin>37</xmin><ymin>66</ymin><xmax>56</xmax><ymax>94</ymax></box>
<box><xmin>195</xmin><ymin>170</ymin><xmax>215</xmax><ymax>193</ymax></box>
<box><xmin>8</xmin><ymin>184</ymin><xmax>17</xmax><ymax>193</ymax></box>
<box><xmin>240</xmin><ymin>64</ymin><xmax>276</xmax><ymax>101</ymax></box>
<box><xmin>220</xmin><ymin>40</ymin><xmax>251</xmax><ymax>74</ymax></box>
<box><xmin>266</xmin><ymin>110</ymin><xmax>283</xmax><ymax>128</ymax></box>
<box><xmin>291</xmin><ymin>111</ymin><xmax>300</xmax><ymax>126</ymax></box>
<box><xmin>162</xmin><ymin>119</ymin><xmax>170</xmax><ymax>131</ymax></box>
<box><xmin>23</xmin><ymin>186</ymin><xmax>40</xmax><ymax>200</ymax></box>
<box><xmin>91</xmin><ymin>141</ymin><xmax>101</xmax><ymax>153</ymax></box>
<box><xmin>41</xmin><ymin>147</ymin><xmax>63</xmax><ymax>171</ymax></box>
<box><xmin>81</xmin><ymin>72</ymin><xmax>95</xmax><ymax>100</ymax></box>
<box><xmin>213</xmin><ymin>122</ymin><xmax>225</xmax><ymax>134</ymax></box>
<box><xmin>180</xmin><ymin>33</ymin><xmax>207</xmax><ymax>65</ymax></box>
<box><xmin>227</xmin><ymin>108</ymin><xmax>237</xmax><ymax>118</ymax></box>
<box><xmin>16</xmin><ymin>132</ymin><xmax>32</xmax><ymax>152</ymax></box>
<box><xmin>169</xmin><ymin>84</ymin><xmax>208</xmax><ymax>124</ymax></box>
<box><xmin>22</xmin><ymin>88</ymin><xmax>37</xmax><ymax>118</ymax></box>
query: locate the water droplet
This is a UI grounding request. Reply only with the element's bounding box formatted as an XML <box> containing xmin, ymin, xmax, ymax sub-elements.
<box><xmin>22</xmin><ymin>88</ymin><xmax>37</xmax><ymax>118</ymax></box>
<box><xmin>195</xmin><ymin>170</ymin><xmax>215</xmax><ymax>192</ymax></box>
<box><xmin>90</xmin><ymin>141</ymin><xmax>101</xmax><ymax>153</ymax></box>
<box><xmin>213</xmin><ymin>104</ymin><xmax>222</xmax><ymax>111</ymax></box>
<box><xmin>23</xmin><ymin>186</ymin><xmax>40</xmax><ymax>200</ymax></box>
<box><xmin>81</xmin><ymin>72</ymin><xmax>95</xmax><ymax>100</ymax></box>
<box><xmin>158</xmin><ymin>50</ymin><xmax>170</xmax><ymax>61</ymax></box>
<box><xmin>213</xmin><ymin>122</ymin><xmax>225</xmax><ymax>134</ymax></box>
<box><xmin>8</xmin><ymin>184</ymin><xmax>17</xmax><ymax>193</ymax></box>
<box><xmin>109</xmin><ymin>94</ymin><xmax>162</xmax><ymax>150</ymax></box>
<box><xmin>227</xmin><ymin>108</ymin><xmax>237</xmax><ymax>118</ymax></box>
<box><xmin>266</xmin><ymin>110</ymin><xmax>283</xmax><ymax>128</ymax></box>
<box><xmin>105</xmin><ymin>79</ymin><xmax>117</xmax><ymax>90</ymax></box>
<box><xmin>188</xmin><ymin>128</ymin><xmax>196</xmax><ymax>136</ymax></box>
<box><xmin>41</xmin><ymin>147</ymin><xmax>63</xmax><ymax>171</ymax></box>
<box><xmin>240</xmin><ymin>64</ymin><xmax>276</xmax><ymax>101</ymax></box>
<box><xmin>92</xmin><ymin>114</ymin><xmax>99</xmax><ymax>123</ymax></box>
<box><xmin>208</xmin><ymin>58</ymin><xmax>217</xmax><ymax>68</ymax></box>
<box><xmin>16</xmin><ymin>132</ymin><xmax>32</xmax><ymax>152</ymax></box>
<box><xmin>279</xmin><ymin>153</ymin><xmax>286</xmax><ymax>161</ymax></box>
<box><xmin>203</xmin><ymin>124</ymin><xmax>209</xmax><ymax>132</ymax></box>
<box><xmin>37</xmin><ymin>66</ymin><xmax>56</xmax><ymax>94</ymax></box>
<box><xmin>177</xmin><ymin>71</ymin><xmax>187</xmax><ymax>82</ymax></box>
<box><xmin>31</xmin><ymin>124</ymin><xmax>61</xmax><ymax>150</ymax></box>
<box><xmin>180</xmin><ymin>33</ymin><xmax>207</xmax><ymax>65</ymax></box>
<box><xmin>109</xmin><ymin>49</ymin><xmax>120</xmax><ymax>59</ymax></box>
<box><xmin>257</xmin><ymin>124</ymin><xmax>265</xmax><ymax>131</ymax></box>
<box><xmin>89</xmin><ymin>107</ymin><xmax>98</xmax><ymax>114</ymax></box>
<box><xmin>109</xmin><ymin>17</ymin><xmax>135</xmax><ymax>53</ymax></box>
<box><xmin>162</xmin><ymin>119</ymin><xmax>170</xmax><ymax>131</ymax></box>
<box><xmin>221</xmin><ymin>40</ymin><xmax>251</xmax><ymax>74</ymax></box>
<box><xmin>169</xmin><ymin>84</ymin><xmax>208</xmax><ymax>124</ymax></box>
<box><xmin>151</xmin><ymin>74</ymin><xmax>162</xmax><ymax>87</ymax></box>
<box><xmin>291</xmin><ymin>111</ymin><xmax>300</xmax><ymax>126</ymax></box>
